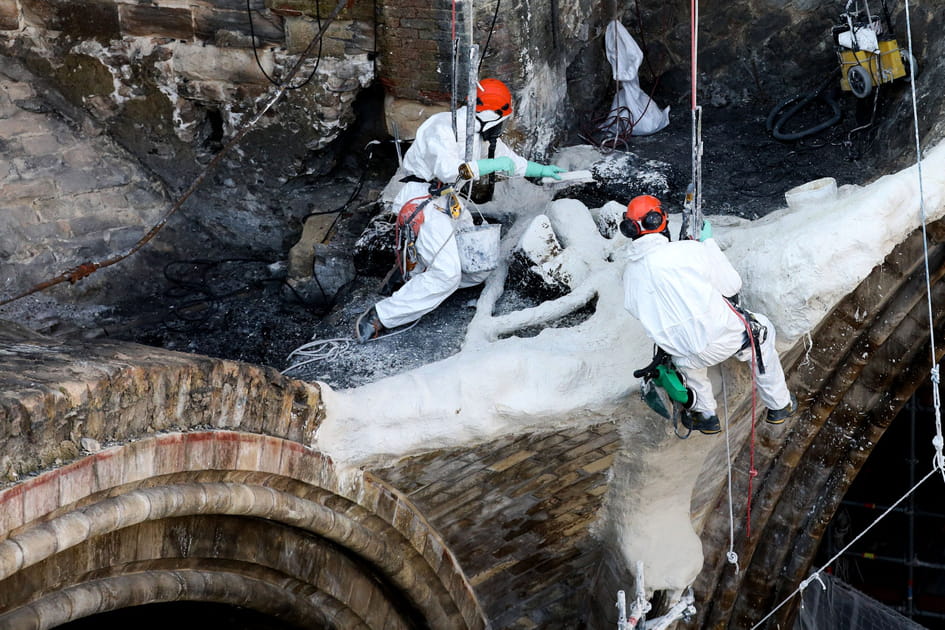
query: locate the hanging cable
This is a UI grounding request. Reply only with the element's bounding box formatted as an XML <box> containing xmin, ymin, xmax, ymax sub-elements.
<box><xmin>721</xmin><ymin>375</ymin><xmax>740</xmax><ymax>573</ymax></box>
<box><xmin>478</xmin><ymin>0</ymin><xmax>501</xmax><ymax>74</ymax></box>
<box><xmin>749</xmin><ymin>466</ymin><xmax>940</xmax><ymax>630</ymax></box>
<box><xmin>752</xmin><ymin>4</ymin><xmax>943</xmax><ymax>625</ymax></box>
<box><xmin>902</xmin><ymin>0</ymin><xmax>945</xmax><ymax>478</ymax></box>
<box><xmin>248</xmin><ymin>0</ymin><xmax>324</xmax><ymax>90</ymax></box>
<box><xmin>681</xmin><ymin>0</ymin><xmax>704</xmax><ymax>241</ymax></box>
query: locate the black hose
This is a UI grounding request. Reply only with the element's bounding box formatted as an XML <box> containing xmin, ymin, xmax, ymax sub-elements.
<box><xmin>766</xmin><ymin>72</ymin><xmax>842</xmax><ymax>142</ymax></box>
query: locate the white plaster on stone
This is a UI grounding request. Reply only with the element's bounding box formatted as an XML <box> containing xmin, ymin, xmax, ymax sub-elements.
<box><xmin>315</xmin><ymin>138</ymin><xmax>945</xmax><ymax>591</ymax></box>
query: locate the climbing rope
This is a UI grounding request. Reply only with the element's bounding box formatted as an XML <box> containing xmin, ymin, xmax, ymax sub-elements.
<box><xmin>687</xmin><ymin>0</ymin><xmax>704</xmax><ymax>241</ymax></box>
<box><xmin>727</xmin><ymin>303</ymin><xmax>761</xmax><ymax>539</ymax></box>
<box><xmin>751</xmin><ymin>2</ymin><xmax>944</xmax><ymax>625</ymax></box>
<box><xmin>721</xmin><ymin>376</ymin><xmax>740</xmax><ymax>573</ymax></box>
<box><xmin>903</xmin><ymin>0</ymin><xmax>945</xmax><ymax>479</ymax></box>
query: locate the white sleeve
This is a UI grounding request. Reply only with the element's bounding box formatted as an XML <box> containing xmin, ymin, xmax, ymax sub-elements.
<box><xmin>701</xmin><ymin>239</ymin><xmax>742</xmax><ymax>297</ymax></box>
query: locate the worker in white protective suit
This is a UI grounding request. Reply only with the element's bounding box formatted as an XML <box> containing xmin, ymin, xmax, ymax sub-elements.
<box><xmin>356</xmin><ymin>78</ymin><xmax>566</xmax><ymax>341</ymax></box>
<box><xmin>620</xmin><ymin>195</ymin><xmax>796</xmax><ymax>434</ymax></box>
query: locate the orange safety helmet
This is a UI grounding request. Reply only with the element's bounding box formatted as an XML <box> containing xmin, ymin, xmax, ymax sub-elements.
<box><xmin>476</xmin><ymin>78</ymin><xmax>513</xmax><ymax>117</ymax></box>
<box><xmin>620</xmin><ymin>195</ymin><xmax>668</xmax><ymax>239</ymax></box>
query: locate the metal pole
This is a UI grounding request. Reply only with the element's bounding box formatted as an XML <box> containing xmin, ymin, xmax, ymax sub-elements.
<box><xmin>465</xmin><ymin>43</ymin><xmax>479</xmax><ymax>163</ymax></box>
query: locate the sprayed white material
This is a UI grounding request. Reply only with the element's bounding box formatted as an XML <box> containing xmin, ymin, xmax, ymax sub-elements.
<box><xmin>316</xmin><ymin>139</ymin><xmax>945</xmax><ymax>592</ymax></box>
<box><xmin>784</xmin><ymin>177</ymin><xmax>838</xmax><ymax>210</ymax></box>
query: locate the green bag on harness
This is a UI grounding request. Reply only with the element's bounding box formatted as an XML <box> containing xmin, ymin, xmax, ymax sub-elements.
<box><xmin>633</xmin><ymin>347</ymin><xmax>693</xmax><ymax>419</ymax></box>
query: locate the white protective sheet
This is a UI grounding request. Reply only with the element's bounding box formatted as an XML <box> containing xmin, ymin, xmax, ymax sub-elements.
<box><xmin>602</xmin><ymin>20</ymin><xmax>671</xmax><ymax>136</ymax></box>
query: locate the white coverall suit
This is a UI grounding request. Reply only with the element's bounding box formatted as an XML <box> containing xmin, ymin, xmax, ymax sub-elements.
<box><xmin>375</xmin><ymin>106</ymin><xmax>528</xmax><ymax>329</ymax></box>
<box><xmin>623</xmin><ymin>233</ymin><xmax>792</xmax><ymax>417</ymax></box>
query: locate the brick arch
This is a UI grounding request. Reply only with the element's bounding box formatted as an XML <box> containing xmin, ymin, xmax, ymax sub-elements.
<box><xmin>0</xmin><ymin>431</ymin><xmax>488</xmax><ymax>630</ymax></box>
<box><xmin>694</xmin><ymin>217</ymin><xmax>945</xmax><ymax>628</ymax></box>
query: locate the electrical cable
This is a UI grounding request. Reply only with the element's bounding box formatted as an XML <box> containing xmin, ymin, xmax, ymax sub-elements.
<box><xmin>478</xmin><ymin>0</ymin><xmax>501</xmax><ymax>74</ymax></box>
<box><xmin>765</xmin><ymin>71</ymin><xmax>842</xmax><ymax>142</ymax></box>
<box><xmin>247</xmin><ymin>0</ymin><xmax>324</xmax><ymax>90</ymax></box>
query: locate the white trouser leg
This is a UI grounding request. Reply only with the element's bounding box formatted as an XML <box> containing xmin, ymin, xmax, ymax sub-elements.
<box><xmin>375</xmin><ymin>208</ymin><xmax>463</xmax><ymax>328</ymax></box>
<box><xmin>737</xmin><ymin>312</ymin><xmax>792</xmax><ymax>411</ymax></box>
<box><xmin>676</xmin><ymin>364</ymin><xmax>717</xmax><ymax>416</ymax></box>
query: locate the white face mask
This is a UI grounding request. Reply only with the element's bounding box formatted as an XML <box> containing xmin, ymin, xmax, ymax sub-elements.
<box><xmin>476</xmin><ymin>110</ymin><xmax>510</xmax><ymax>133</ymax></box>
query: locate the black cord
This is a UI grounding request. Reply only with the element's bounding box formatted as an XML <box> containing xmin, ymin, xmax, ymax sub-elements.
<box><xmin>478</xmin><ymin>0</ymin><xmax>501</xmax><ymax>74</ymax></box>
<box><xmin>247</xmin><ymin>0</ymin><xmax>323</xmax><ymax>90</ymax></box>
<box><xmin>766</xmin><ymin>70</ymin><xmax>842</xmax><ymax>142</ymax></box>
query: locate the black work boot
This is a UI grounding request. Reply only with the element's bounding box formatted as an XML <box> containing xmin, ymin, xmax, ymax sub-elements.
<box><xmin>766</xmin><ymin>393</ymin><xmax>798</xmax><ymax>425</ymax></box>
<box><xmin>355</xmin><ymin>307</ymin><xmax>385</xmax><ymax>343</ymax></box>
<box><xmin>681</xmin><ymin>410</ymin><xmax>722</xmax><ymax>435</ymax></box>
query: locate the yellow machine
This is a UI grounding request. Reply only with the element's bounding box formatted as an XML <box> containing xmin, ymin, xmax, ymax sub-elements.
<box><xmin>833</xmin><ymin>0</ymin><xmax>916</xmax><ymax>98</ymax></box>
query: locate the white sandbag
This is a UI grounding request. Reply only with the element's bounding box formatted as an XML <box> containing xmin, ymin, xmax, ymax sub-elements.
<box><xmin>602</xmin><ymin>20</ymin><xmax>670</xmax><ymax>136</ymax></box>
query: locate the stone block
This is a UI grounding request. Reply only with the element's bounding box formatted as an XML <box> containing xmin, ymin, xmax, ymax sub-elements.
<box><xmin>194</xmin><ymin>5</ymin><xmax>284</xmax><ymax>45</ymax></box>
<box><xmin>0</xmin><ymin>0</ymin><xmax>18</xmax><ymax>31</ymax></box>
<box><xmin>56</xmin><ymin>1</ymin><xmax>121</xmax><ymax>42</ymax></box>
<box><xmin>0</xmin><ymin>486</ymin><xmax>25</xmax><ymax>539</ymax></box>
<box><xmin>118</xmin><ymin>4</ymin><xmax>193</xmax><ymax>40</ymax></box>
<box><xmin>1</xmin><ymin>177</ymin><xmax>58</xmax><ymax>202</ymax></box>
<box><xmin>0</xmin><ymin>112</ymin><xmax>42</xmax><ymax>138</ymax></box>
<box><xmin>172</xmin><ymin>43</ymin><xmax>273</xmax><ymax>84</ymax></box>
<box><xmin>285</xmin><ymin>18</ymin><xmax>373</xmax><ymax>56</ymax></box>
<box><xmin>20</xmin><ymin>473</ymin><xmax>60</xmax><ymax>525</ymax></box>
<box><xmin>57</xmin><ymin>457</ymin><xmax>95</xmax><ymax>507</ymax></box>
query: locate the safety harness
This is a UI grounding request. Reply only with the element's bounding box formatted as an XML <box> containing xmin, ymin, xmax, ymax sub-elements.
<box><xmin>393</xmin><ymin>180</ymin><xmax>464</xmax><ymax>279</ymax></box>
<box><xmin>729</xmin><ymin>300</ymin><xmax>767</xmax><ymax>375</ymax></box>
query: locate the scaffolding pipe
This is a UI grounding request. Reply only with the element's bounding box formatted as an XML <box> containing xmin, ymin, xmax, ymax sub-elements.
<box><xmin>840</xmin><ymin>551</ymin><xmax>945</xmax><ymax>571</ymax></box>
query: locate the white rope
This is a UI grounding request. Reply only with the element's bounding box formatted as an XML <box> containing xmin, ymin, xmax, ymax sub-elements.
<box><xmin>721</xmin><ymin>374</ymin><xmax>739</xmax><ymax>573</ymax></box>
<box><xmin>903</xmin><ymin>0</ymin><xmax>945</xmax><ymax>480</ymax></box>
<box><xmin>749</xmin><ymin>466</ymin><xmax>939</xmax><ymax>629</ymax></box>
<box><xmin>751</xmin><ymin>10</ymin><xmax>945</xmax><ymax>626</ymax></box>
<box><xmin>281</xmin><ymin>319</ymin><xmax>422</xmax><ymax>375</ymax></box>
<box><xmin>281</xmin><ymin>336</ymin><xmax>354</xmax><ymax>374</ymax></box>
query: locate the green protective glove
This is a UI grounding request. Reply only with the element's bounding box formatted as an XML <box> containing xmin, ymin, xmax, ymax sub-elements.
<box><xmin>525</xmin><ymin>161</ymin><xmax>566</xmax><ymax>180</ymax></box>
<box><xmin>699</xmin><ymin>219</ymin><xmax>713</xmax><ymax>242</ymax></box>
<box><xmin>476</xmin><ymin>157</ymin><xmax>516</xmax><ymax>177</ymax></box>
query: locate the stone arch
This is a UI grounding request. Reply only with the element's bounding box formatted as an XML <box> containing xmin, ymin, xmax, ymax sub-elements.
<box><xmin>0</xmin><ymin>431</ymin><xmax>488</xmax><ymax>629</ymax></box>
<box><xmin>694</xmin><ymin>217</ymin><xmax>945</xmax><ymax>628</ymax></box>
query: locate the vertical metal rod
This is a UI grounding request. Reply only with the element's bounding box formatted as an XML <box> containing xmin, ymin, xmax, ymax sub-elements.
<box><xmin>465</xmin><ymin>43</ymin><xmax>479</xmax><ymax>163</ymax></box>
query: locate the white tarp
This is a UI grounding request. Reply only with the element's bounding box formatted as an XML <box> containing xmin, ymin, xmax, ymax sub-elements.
<box><xmin>602</xmin><ymin>20</ymin><xmax>670</xmax><ymax>137</ymax></box>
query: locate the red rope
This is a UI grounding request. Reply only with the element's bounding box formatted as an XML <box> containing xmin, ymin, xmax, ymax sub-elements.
<box><xmin>727</xmin><ymin>302</ymin><xmax>760</xmax><ymax>539</ymax></box>
<box><xmin>690</xmin><ymin>0</ymin><xmax>698</xmax><ymax>111</ymax></box>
